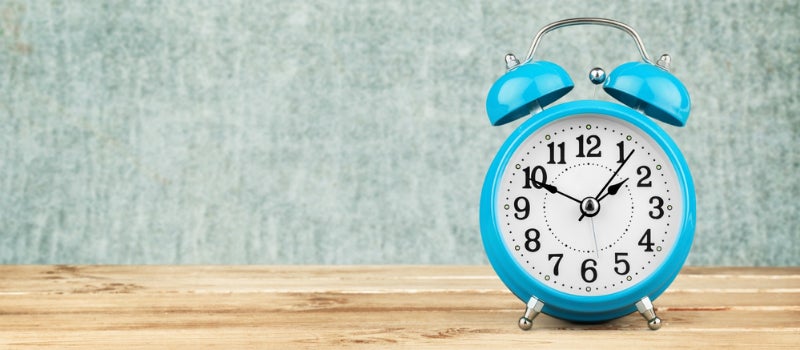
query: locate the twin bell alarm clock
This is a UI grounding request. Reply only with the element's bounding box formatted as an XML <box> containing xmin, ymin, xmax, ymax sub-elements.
<box><xmin>479</xmin><ymin>18</ymin><xmax>695</xmax><ymax>330</ymax></box>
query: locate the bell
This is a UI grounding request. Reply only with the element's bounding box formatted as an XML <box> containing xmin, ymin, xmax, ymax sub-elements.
<box><xmin>603</xmin><ymin>62</ymin><xmax>691</xmax><ymax>127</ymax></box>
<box><xmin>485</xmin><ymin>61</ymin><xmax>574</xmax><ymax>126</ymax></box>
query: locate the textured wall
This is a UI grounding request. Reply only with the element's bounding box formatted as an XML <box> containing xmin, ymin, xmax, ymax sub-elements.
<box><xmin>0</xmin><ymin>0</ymin><xmax>797</xmax><ymax>265</ymax></box>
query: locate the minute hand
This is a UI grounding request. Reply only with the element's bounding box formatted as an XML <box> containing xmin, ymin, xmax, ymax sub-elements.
<box><xmin>578</xmin><ymin>149</ymin><xmax>635</xmax><ymax>221</ymax></box>
<box><xmin>535</xmin><ymin>181</ymin><xmax>582</xmax><ymax>204</ymax></box>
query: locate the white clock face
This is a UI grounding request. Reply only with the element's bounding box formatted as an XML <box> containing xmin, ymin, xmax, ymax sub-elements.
<box><xmin>497</xmin><ymin>114</ymin><xmax>683</xmax><ymax>296</ymax></box>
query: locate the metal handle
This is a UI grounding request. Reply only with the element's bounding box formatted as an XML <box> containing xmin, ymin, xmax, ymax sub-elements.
<box><xmin>524</xmin><ymin>18</ymin><xmax>654</xmax><ymax>64</ymax></box>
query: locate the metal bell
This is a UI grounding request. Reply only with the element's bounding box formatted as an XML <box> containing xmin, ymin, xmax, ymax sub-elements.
<box><xmin>603</xmin><ymin>62</ymin><xmax>691</xmax><ymax>127</ymax></box>
<box><xmin>485</xmin><ymin>61</ymin><xmax>574</xmax><ymax>126</ymax></box>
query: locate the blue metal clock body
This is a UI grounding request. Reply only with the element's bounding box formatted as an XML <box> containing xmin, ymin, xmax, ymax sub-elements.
<box><xmin>480</xmin><ymin>100</ymin><xmax>696</xmax><ymax>323</ymax></box>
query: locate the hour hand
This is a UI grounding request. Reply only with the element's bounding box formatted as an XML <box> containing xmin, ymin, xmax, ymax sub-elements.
<box><xmin>534</xmin><ymin>181</ymin><xmax>581</xmax><ymax>204</ymax></box>
<box><xmin>598</xmin><ymin>178</ymin><xmax>629</xmax><ymax>202</ymax></box>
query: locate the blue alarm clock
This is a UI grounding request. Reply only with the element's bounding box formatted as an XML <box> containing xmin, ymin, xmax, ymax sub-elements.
<box><xmin>480</xmin><ymin>18</ymin><xmax>695</xmax><ymax>330</ymax></box>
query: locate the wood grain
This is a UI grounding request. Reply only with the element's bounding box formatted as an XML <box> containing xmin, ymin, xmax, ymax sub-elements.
<box><xmin>0</xmin><ymin>266</ymin><xmax>798</xmax><ymax>349</ymax></box>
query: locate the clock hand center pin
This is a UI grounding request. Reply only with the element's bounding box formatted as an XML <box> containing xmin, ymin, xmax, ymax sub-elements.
<box><xmin>580</xmin><ymin>197</ymin><xmax>600</xmax><ymax>218</ymax></box>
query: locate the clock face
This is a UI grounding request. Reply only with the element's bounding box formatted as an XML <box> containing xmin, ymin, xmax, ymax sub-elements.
<box><xmin>496</xmin><ymin>114</ymin><xmax>683</xmax><ymax>296</ymax></box>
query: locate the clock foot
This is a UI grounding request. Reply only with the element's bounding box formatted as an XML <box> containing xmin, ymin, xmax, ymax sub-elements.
<box><xmin>635</xmin><ymin>296</ymin><xmax>662</xmax><ymax>330</ymax></box>
<box><xmin>518</xmin><ymin>296</ymin><xmax>545</xmax><ymax>330</ymax></box>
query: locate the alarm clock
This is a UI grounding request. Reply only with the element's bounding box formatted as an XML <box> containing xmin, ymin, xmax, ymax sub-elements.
<box><xmin>480</xmin><ymin>18</ymin><xmax>695</xmax><ymax>330</ymax></box>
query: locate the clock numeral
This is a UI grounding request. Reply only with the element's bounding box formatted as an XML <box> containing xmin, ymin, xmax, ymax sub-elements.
<box><xmin>616</xmin><ymin>141</ymin><xmax>625</xmax><ymax>164</ymax></box>
<box><xmin>548</xmin><ymin>254</ymin><xmax>563</xmax><ymax>276</ymax></box>
<box><xmin>576</xmin><ymin>135</ymin><xmax>601</xmax><ymax>158</ymax></box>
<box><xmin>637</xmin><ymin>166</ymin><xmax>652</xmax><ymax>187</ymax></box>
<box><xmin>547</xmin><ymin>142</ymin><xmax>566</xmax><ymax>164</ymax></box>
<box><xmin>524</xmin><ymin>228</ymin><xmax>541</xmax><ymax>252</ymax></box>
<box><xmin>649</xmin><ymin>196</ymin><xmax>664</xmax><ymax>219</ymax></box>
<box><xmin>513</xmin><ymin>197</ymin><xmax>530</xmax><ymax>220</ymax></box>
<box><xmin>614</xmin><ymin>252</ymin><xmax>630</xmax><ymax>275</ymax></box>
<box><xmin>581</xmin><ymin>259</ymin><xmax>598</xmax><ymax>283</ymax></box>
<box><xmin>522</xmin><ymin>166</ymin><xmax>547</xmax><ymax>189</ymax></box>
<box><xmin>638</xmin><ymin>229</ymin><xmax>655</xmax><ymax>252</ymax></box>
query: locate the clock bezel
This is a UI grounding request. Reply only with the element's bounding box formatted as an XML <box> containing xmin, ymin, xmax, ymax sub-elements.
<box><xmin>480</xmin><ymin>100</ymin><xmax>696</xmax><ymax>322</ymax></box>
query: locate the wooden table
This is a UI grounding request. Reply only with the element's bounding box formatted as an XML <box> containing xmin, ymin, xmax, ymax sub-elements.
<box><xmin>0</xmin><ymin>266</ymin><xmax>797</xmax><ymax>349</ymax></box>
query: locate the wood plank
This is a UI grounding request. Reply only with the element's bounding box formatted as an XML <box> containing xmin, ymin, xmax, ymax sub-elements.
<box><xmin>2</xmin><ymin>265</ymin><xmax>799</xmax><ymax>293</ymax></box>
<box><xmin>2</xmin><ymin>297</ymin><xmax>797</xmax><ymax>347</ymax></box>
<box><xmin>0</xmin><ymin>266</ymin><xmax>798</xmax><ymax>349</ymax></box>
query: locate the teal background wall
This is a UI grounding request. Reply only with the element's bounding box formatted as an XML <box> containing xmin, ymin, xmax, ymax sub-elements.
<box><xmin>1</xmin><ymin>0</ymin><xmax>797</xmax><ymax>265</ymax></box>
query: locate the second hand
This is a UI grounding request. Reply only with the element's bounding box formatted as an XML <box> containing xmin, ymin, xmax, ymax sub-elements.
<box><xmin>590</xmin><ymin>217</ymin><xmax>600</xmax><ymax>259</ymax></box>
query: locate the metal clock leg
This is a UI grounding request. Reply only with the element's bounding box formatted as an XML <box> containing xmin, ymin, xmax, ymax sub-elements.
<box><xmin>635</xmin><ymin>296</ymin><xmax>662</xmax><ymax>330</ymax></box>
<box><xmin>518</xmin><ymin>296</ymin><xmax>545</xmax><ymax>330</ymax></box>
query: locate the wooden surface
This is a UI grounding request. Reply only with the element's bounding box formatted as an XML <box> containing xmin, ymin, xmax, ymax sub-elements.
<box><xmin>0</xmin><ymin>266</ymin><xmax>798</xmax><ymax>349</ymax></box>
